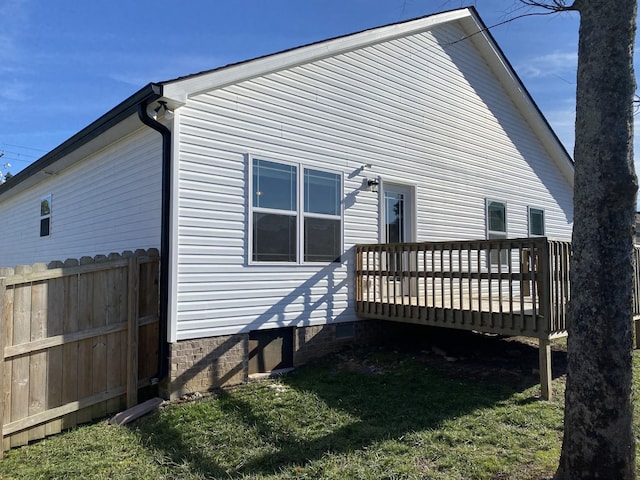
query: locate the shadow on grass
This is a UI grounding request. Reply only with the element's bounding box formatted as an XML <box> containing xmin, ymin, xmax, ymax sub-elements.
<box><xmin>132</xmin><ymin>331</ymin><xmax>559</xmax><ymax>478</ymax></box>
<box><xmin>132</xmin><ymin>407</ymin><xmax>231</xmax><ymax>479</ymax></box>
<box><xmin>236</xmin><ymin>357</ymin><xmax>509</xmax><ymax>475</ymax></box>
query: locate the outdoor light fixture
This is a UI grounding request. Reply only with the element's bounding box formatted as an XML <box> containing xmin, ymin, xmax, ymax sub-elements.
<box><xmin>367</xmin><ymin>178</ymin><xmax>380</xmax><ymax>192</ymax></box>
<box><xmin>153</xmin><ymin>101</ymin><xmax>174</xmax><ymax>120</ymax></box>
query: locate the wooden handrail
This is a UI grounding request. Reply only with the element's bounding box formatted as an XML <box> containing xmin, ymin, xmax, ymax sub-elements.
<box><xmin>355</xmin><ymin>237</ymin><xmax>572</xmax><ymax>337</ymax></box>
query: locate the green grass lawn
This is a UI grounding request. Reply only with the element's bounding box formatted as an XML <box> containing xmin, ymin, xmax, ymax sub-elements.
<box><xmin>0</xmin><ymin>338</ymin><xmax>638</xmax><ymax>480</ymax></box>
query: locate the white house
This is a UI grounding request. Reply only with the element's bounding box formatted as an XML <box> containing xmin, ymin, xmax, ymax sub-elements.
<box><xmin>0</xmin><ymin>7</ymin><xmax>573</xmax><ymax>397</ymax></box>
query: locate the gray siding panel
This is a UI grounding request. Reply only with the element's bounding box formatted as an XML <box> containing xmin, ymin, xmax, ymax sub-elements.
<box><xmin>174</xmin><ymin>22</ymin><xmax>572</xmax><ymax>340</ymax></box>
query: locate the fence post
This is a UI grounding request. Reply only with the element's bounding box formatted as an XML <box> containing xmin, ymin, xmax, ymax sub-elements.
<box><xmin>126</xmin><ymin>255</ymin><xmax>140</xmax><ymax>409</ymax></box>
<box><xmin>0</xmin><ymin>277</ymin><xmax>5</xmax><ymax>458</ymax></box>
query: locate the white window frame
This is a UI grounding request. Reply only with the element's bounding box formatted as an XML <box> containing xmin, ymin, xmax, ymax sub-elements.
<box><xmin>528</xmin><ymin>207</ymin><xmax>545</xmax><ymax>237</ymax></box>
<box><xmin>40</xmin><ymin>194</ymin><xmax>52</xmax><ymax>238</ymax></box>
<box><xmin>248</xmin><ymin>155</ymin><xmax>343</xmax><ymax>265</ymax></box>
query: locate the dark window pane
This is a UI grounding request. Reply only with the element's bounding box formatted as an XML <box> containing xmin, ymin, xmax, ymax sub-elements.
<box><xmin>487</xmin><ymin>201</ymin><xmax>506</xmax><ymax>233</ymax></box>
<box><xmin>40</xmin><ymin>218</ymin><xmax>50</xmax><ymax>237</ymax></box>
<box><xmin>529</xmin><ymin>208</ymin><xmax>545</xmax><ymax>236</ymax></box>
<box><xmin>253</xmin><ymin>159</ymin><xmax>296</xmax><ymax>211</ymax></box>
<box><xmin>304</xmin><ymin>217</ymin><xmax>341</xmax><ymax>262</ymax></box>
<box><xmin>253</xmin><ymin>213</ymin><xmax>296</xmax><ymax>262</ymax></box>
<box><xmin>304</xmin><ymin>169</ymin><xmax>340</xmax><ymax>215</ymax></box>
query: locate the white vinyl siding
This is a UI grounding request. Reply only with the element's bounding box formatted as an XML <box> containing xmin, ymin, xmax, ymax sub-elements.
<box><xmin>173</xmin><ymin>21</ymin><xmax>573</xmax><ymax>341</ymax></box>
<box><xmin>0</xmin><ymin>127</ymin><xmax>162</xmax><ymax>266</ymax></box>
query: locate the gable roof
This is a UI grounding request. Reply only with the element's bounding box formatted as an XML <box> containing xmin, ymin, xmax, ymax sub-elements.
<box><xmin>0</xmin><ymin>7</ymin><xmax>573</xmax><ymax>201</ymax></box>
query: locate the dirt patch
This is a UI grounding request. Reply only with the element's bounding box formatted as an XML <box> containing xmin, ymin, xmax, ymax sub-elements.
<box><xmin>415</xmin><ymin>331</ymin><xmax>567</xmax><ymax>391</ymax></box>
<box><xmin>352</xmin><ymin>323</ymin><xmax>568</xmax><ymax>392</ymax></box>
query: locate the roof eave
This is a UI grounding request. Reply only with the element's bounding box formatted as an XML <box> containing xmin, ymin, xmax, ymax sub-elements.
<box><xmin>0</xmin><ymin>83</ymin><xmax>163</xmax><ymax>201</ymax></box>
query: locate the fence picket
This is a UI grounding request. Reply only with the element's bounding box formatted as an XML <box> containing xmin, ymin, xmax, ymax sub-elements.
<box><xmin>28</xmin><ymin>264</ymin><xmax>48</xmax><ymax>442</ymax></box>
<box><xmin>61</xmin><ymin>258</ymin><xmax>79</xmax><ymax>430</ymax></box>
<box><xmin>127</xmin><ymin>255</ymin><xmax>139</xmax><ymax>408</ymax></box>
<box><xmin>91</xmin><ymin>257</ymin><xmax>108</xmax><ymax>420</ymax></box>
<box><xmin>76</xmin><ymin>256</ymin><xmax>94</xmax><ymax>425</ymax></box>
<box><xmin>45</xmin><ymin>262</ymin><xmax>64</xmax><ymax>437</ymax></box>
<box><xmin>11</xmin><ymin>265</ymin><xmax>32</xmax><ymax>448</ymax></box>
<box><xmin>0</xmin><ymin>267</ymin><xmax>14</xmax><ymax>452</ymax></box>
<box><xmin>106</xmin><ymin>253</ymin><xmax>126</xmax><ymax>414</ymax></box>
<box><xmin>0</xmin><ymin>277</ymin><xmax>6</xmax><ymax>458</ymax></box>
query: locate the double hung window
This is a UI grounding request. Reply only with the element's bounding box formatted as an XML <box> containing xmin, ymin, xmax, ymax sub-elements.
<box><xmin>251</xmin><ymin>157</ymin><xmax>342</xmax><ymax>263</ymax></box>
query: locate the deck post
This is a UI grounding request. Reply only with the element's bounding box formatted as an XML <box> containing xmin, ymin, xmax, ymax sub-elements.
<box><xmin>539</xmin><ymin>337</ymin><xmax>552</xmax><ymax>400</ymax></box>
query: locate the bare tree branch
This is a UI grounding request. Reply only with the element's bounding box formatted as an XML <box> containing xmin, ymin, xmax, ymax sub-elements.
<box><xmin>446</xmin><ymin>9</ymin><xmax>562</xmax><ymax>46</ymax></box>
<box><xmin>518</xmin><ymin>0</ymin><xmax>577</xmax><ymax>10</ymax></box>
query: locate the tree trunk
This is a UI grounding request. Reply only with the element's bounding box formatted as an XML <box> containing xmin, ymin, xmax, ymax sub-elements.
<box><xmin>556</xmin><ymin>0</ymin><xmax>637</xmax><ymax>478</ymax></box>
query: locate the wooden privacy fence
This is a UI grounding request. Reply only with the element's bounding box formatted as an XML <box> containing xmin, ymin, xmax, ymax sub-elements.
<box><xmin>0</xmin><ymin>249</ymin><xmax>160</xmax><ymax>455</ymax></box>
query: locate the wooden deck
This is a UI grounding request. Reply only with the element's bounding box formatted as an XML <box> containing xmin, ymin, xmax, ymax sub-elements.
<box><xmin>355</xmin><ymin>237</ymin><xmax>574</xmax><ymax>399</ymax></box>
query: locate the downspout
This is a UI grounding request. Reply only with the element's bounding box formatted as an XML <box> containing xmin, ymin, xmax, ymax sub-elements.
<box><xmin>138</xmin><ymin>96</ymin><xmax>171</xmax><ymax>385</ymax></box>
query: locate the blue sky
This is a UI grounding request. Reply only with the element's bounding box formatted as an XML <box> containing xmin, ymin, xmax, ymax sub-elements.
<box><xmin>0</xmin><ymin>0</ymin><xmax>592</xmax><ymax>177</ymax></box>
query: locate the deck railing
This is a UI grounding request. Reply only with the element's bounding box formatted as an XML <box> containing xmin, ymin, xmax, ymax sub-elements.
<box><xmin>355</xmin><ymin>237</ymin><xmax>572</xmax><ymax>338</ymax></box>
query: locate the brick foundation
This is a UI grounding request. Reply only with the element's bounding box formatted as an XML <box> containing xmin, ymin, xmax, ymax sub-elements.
<box><xmin>165</xmin><ymin>320</ymin><xmax>382</xmax><ymax>399</ymax></box>
<box><xmin>166</xmin><ymin>333</ymin><xmax>249</xmax><ymax>400</ymax></box>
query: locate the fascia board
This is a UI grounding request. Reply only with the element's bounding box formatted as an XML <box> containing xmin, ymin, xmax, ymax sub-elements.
<box><xmin>162</xmin><ymin>9</ymin><xmax>472</xmax><ymax>101</ymax></box>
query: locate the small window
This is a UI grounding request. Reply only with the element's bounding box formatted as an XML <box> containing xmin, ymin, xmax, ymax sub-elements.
<box><xmin>528</xmin><ymin>207</ymin><xmax>545</xmax><ymax>237</ymax></box>
<box><xmin>486</xmin><ymin>200</ymin><xmax>507</xmax><ymax>266</ymax></box>
<box><xmin>40</xmin><ymin>195</ymin><xmax>51</xmax><ymax>237</ymax></box>
<box><xmin>487</xmin><ymin>200</ymin><xmax>506</xmax><ymax>238</ymax></box>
